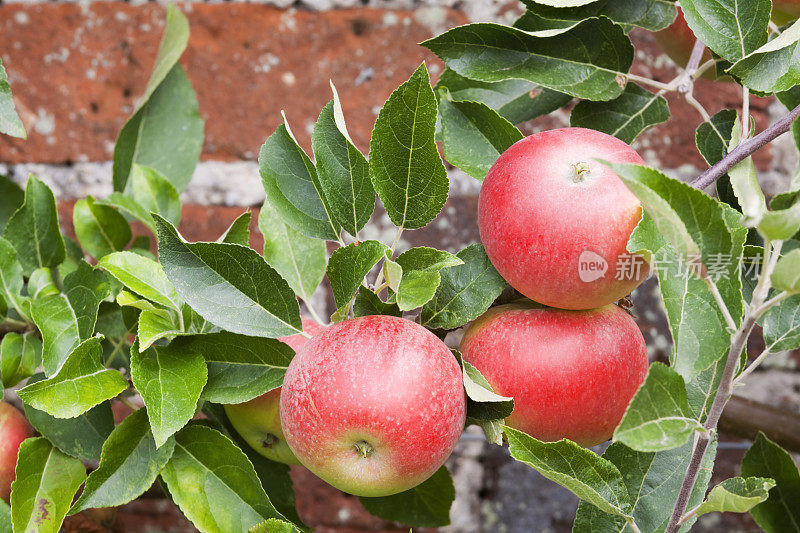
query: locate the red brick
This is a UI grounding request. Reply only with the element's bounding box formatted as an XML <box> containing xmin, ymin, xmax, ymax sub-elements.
<box><xmin>0</xmin><ymin>3</ymin><xmax>466</xmax><ymax>164</ymax></box>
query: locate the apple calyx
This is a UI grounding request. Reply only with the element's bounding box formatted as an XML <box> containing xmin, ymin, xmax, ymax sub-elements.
<box><xmin>353</xmin><ymin>440</ymin><xmax>375</xmax><ymax>459</ymax></box>
<box><xmin>570</xmin><ymin>161</ymin><xmax>592</xmax><ymax>183</ymax></box>
<box><xmin>261</xmin><ymin>433</ymin><xmax>279</xmax><ymax>449</ymax></box>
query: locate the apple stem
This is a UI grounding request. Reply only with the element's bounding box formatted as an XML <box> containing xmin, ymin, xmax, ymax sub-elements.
<box><xmin>353</xmin><ymin>440</ymin><xmax>375</xmax><ymax>458</ymax></box>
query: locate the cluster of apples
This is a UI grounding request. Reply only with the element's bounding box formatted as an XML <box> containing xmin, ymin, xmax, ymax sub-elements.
<box><xmin>228</xmin><ymin>127</ymin><xmax>651</xmax><ymax>497</ymax></box>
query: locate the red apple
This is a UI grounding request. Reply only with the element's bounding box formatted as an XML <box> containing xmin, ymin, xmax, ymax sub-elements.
<box><xmin>0</xmin><ymin>401</ymin><xmax>33</xmax><ymax>502</ymax></box>
<box><xmin>280</xmin><ymin>315</ymin><xmax>466</xmax><ymax>497</ymax></box>
<box><xmin>773</xmin><ymin>2</ymin><xmax>800</xmax><ymax>22</ymax></box>
<box><xmin>225</xmin><ymin>318</ymin><xmax>325</xmax><ymax>465</ymax></box>
<box><xmin>460</xmin><ymin>301</ymin><xmax>648</xmax><ymax>447</ymax></box>
<box><xmin>479</xmin><ymin>127</ymin><xmax>647</xmax><ymax>310</ymax></box>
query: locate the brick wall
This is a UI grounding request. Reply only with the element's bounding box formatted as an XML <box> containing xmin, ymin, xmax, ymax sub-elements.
<box><xmin>2</xmin><ymin>1</ymin><xmax>799</xmax><ymax>532</ymax></box>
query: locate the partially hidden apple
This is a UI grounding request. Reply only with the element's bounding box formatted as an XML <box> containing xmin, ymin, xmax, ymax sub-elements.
<box><xmin>479</xmin><ymin>127</ymin><xmax>647</xmax><ymax>310</ymax></box>
<box><xmin>653</xmin><ymin>6</ymin><xmax>715</xmax><ymax>75</ymax></box>
<box><xmin>280</xmin><ymin>315</ymin><xmax>466</xmax><ymax>497</ymax></box>
<box><xmin>460</xmin><ymin>301</ymin><xmax>648</xmax><ymax>447</ymax></box>
<box><xmin>224</xmin><ymin>318</ymin><xmax>325</xmax><ymax>465</ymax></box>
<box><xmin>0</xmin><ymin>401</ymin><xmax>32</xmax><ymax>502</ymax></box>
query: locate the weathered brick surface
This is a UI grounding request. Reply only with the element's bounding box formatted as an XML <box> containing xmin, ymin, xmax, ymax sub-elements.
<box><xmin>0</xmin><ymin>2</ymin><xmax>465</xmax><ymax>164</ymax></box>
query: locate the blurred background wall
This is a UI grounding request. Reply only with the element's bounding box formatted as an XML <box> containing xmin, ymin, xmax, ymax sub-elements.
<box><xmin>0</xmin><ymin>1</ymin><xmax>799</xmax><ymax>531</ymax></box>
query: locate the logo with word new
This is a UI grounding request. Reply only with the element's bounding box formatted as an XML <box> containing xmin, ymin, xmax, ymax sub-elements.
<box><xmin>578</xmin><ymin>250</ymin><xmax>607</xmax><ymax>282</ymax></box>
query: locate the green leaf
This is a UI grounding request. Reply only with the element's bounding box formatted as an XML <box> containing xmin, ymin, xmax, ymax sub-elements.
<box><xmin>259</xmin><ymin>118</ymin><xmax>340</xmax><ymax>241</ymax></box>
<box><xmin>613</xmin><ymin>363</ymin><xmax>704</xmax><ymax>452</ymax></box>
<box><xmin>136</xmin><ymin>307</ymin><xmax>181</xmax><ymax>350</ymax></box>
<box><xmin>680</xmin><ymin>0</ymin><xmax>770</xmax><ymax>62</ymax></box>
<box><xmin>0</xmin><ymin>57</ymin><xmax>25</xmax><ymax>138</ymax></box>
<box><xmin>396</xmin><ymin>247</ymin><xmax>463</xmax><ymax>272</ymax></box>
<box><xmin>741</xmin><ymin>433</ymin><xmax>800</xmax><ymax>532</ymax></box>
<box><xmin>96</xmin><ymin>192</ymin><xmax>159</xmax><ymax>234</ymax></box>
<box><xmin>172</xmin><ymin>332</ymin><xmax>294</xmax><ymax>404</ymax></box>
<box><xmin>250</xmin><ymin>519</ymin><xmax>301</xmax><ymax>533</ymax></box>
<box><xmin>352</xmin><ymin>289</ymin><xmax>401</xmax><ymax>318</ymax></box>
<box><xmin>433</xmin><ymin>68</ymin><xmax>572</xmax><ymax>125</ymax></box>
<box><xmin>573</xmin><ymin>440</ymin><xmax>718</xmax><ymax>532</ymax></box>
<box><xmin>395</xmin><ymin>270</ymin><xmax>441</xmax><ymax>311</ymax></box>
<box><xmin>327</xmin><ymin>240</ymin><xmax>389</xmax><ymax>308</ymax></box>
<box><xmin>695</xmin><ymin>109</ymin><xmax>739</xmax><ymax>210</ymax></box>
<box><xmin>311</xmin><ymin>86</ymin><xmax>375</xmax><ymax>238</ymax></box>
<box><xmin>420</xmin><ymin>244</ymin><xmax>507</xmax><ymax>330</ymax></box>
<box><xmin>31</xmin><ymin>294</ymin><xmax>80</xmax><ymax>376</ymax></box>
<box><xmin>422</xmin><ymin>18</ymin><xmax>633</xmax><ymax>101</ymax></box>
<box><xmin>4</xmin><ymin>175</ymin><xmax>65</xmax><ymax>274</ymax></box>
<box><xmin>0</xmin><ymin>332</ymin><xmax>41</xmax><ymax>388</ymax></box>
<box><xmin>73</xmin><ymin>196</ymin><xmax>132</xmax><ymax>260</ymax></box>
<box><xmin>438</xmin><ymin>97</ymin><xmax>523</xmax><ymax>180</ymax></box>
<box><xmin>99</xmin><ymin>251</ymin><xmax>182</xmax><ymax>311</ymax></box>
<box><xmin>219</xmin><ymin>211</ymin><xmax>252</xmax><ymax>246</ymax></box>
<box><xmin>727</xmin><ymin>119</ymin><xmax>767</xmax><ymax>226</ymax></box>
<box><xmin>505</xmin><ymin>426</ymin><xmax>631</xmax><ymax>518</ymax></box>
<box><xmin>155</xmin><ymin>215</ymin><xmax>302</xmax><ymax>337</ymax></box>
<box><xmin>518</xmin><ymin>0</ymin><xmax>677</xmax><ymax>32</ymax></box>
<box><xmin>131</xmin><ymin>340</ymin><xmax>207</xmax><ymax>448</ymax></box>
<box><xmin>10</xmin><ymin>438</ymin><xmax>86</xmax><ymax>533</ymax></box>
<box><xmin>758</xmin><ymin>197</ymin><xmax>800</xmax><ymax>241</ymax></box>
<box><xmin>0</xmin><ymin>237</ymin><xmax>26</xmax><ymax>319</ymax></box>
<box><xmin>728</xmin><ymin>19</ymin><xmax>800</xmax><ymax>93</ymax></box>
<box><xmin>772</xmin><ymin>249</ymin><xmax>800</xmax><ymax>292</ymax></box>
<box><xmin>204</xmin><ymin>403</ymin><xmax>304</xmax><ymax>528</ymax></box>
<box><xmin>359</xmin><ymin>466</ymin><xmax>455</xmax><ymax>527</ymax></box>
<box><xmin>129</xmin><ymin>164</ymin><xmax>182</xmax><ymax>226</ymax></box>
<box><xmin>369</xmin><ymin>63</ymin><xmax>449</xmax><ymax>230</ymax></box>
<box><xmin>63</xmin><ymin>260</ymin><xmax>113</xmax><ymax>340</ymax></box>
<box><xmin>696</xmin><ymin>476</ymin><xmax>775</xmax><ymax>517</ymax></box>
<box><xmin>0</xmin><ymin>175</ymin><xmax>24</xmax><ymax>230</ymax></box>
<box><xmin>23</xmin><ymin>380</ymin><xmax>113</xmax><ymax>462</ymax></box>
<box><xmin>570</xmin><ymin>83</ymin><xmax>669</xmax><ymax>144</ymax></box>
<box><xmin>140</xmin><ymin>4</ymin><xmax>190</xmax><ymax>103</ymax></box>
<box><xmin>17</xmin><ymin>336</ymin><xmax>127</xmax><ymax>418</ymax></box>
<box><xmin>611</xmin><ymin>163</ymin><xmax>700</xmax><ymax>260</ymax></box>
<box><xmin>619</xmin><ymin>165</ymin><xmax>747</xmax><ymax>383</ymax></box>
<box><xmin>160</xmin><ymin>425</ymin><xmax>290</xmax><ymax>531</ymax></box>
<box><xmin>461</xmin><ymin>358</ymin><xmax>513</xmax><ymax>444</ymax></box>
<box><xmin>114</xmin><ymin>64</ymin><xmax>203</xmax><ymax>193</ymax></box>
<box><xmin>0</xmin><ymin>501</ymin><xmax>10</xmax><ymax>533</ymax></box>
<box><xmin>70</xmin><ymin>408</ymin><xmax>176</xmax><ymax>513</ymax></box>
<box><xmin>28</xmin><ymin>267</ymin><xmax>58</xmax><ymax>300</ymax></box>
<box><xmin>258</xmin><ymin>202</ymin><xmax>327</xmax><ymax>303</ymax></box>
<box><xmin>761</xmin><ymin>294</ymin><xmax>800</xmax><ymax>353</ymax></box>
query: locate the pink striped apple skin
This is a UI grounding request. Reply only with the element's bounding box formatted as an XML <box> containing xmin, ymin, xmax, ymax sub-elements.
<box><xmin>460</xmin><ymin>302</ymin><xmax>648</xmax><ymax>447</ymax></box>
<box><xmin>478</xmin><ymin>127</ymin><xmax>647</xmax><ymax>310</ymax></box>
<box><xmin>0</xmin><ymin>402</ymin><xmax>32</xmax><ymax>502</ymax></box>
<box><xmin>280</xmin><ymin>315</ymin><xmax>466</xmax><ymax>497</ymax></box>
<box><xmin>225</xmin><ymin>318</ymin><xmax>325</xmax><ymax>465</ymax></box>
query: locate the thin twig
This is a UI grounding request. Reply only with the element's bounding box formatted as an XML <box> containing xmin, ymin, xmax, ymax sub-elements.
<box><xmin>302</xmin><ymin>297</ymin><xmax>326</xmax><ymax>325</ymax></box>
<box><xmin>685</xmin><ymin>93</ymin><xmax>713</xmax><ymax>123</ymax></box>
<box><xmin>665</xmin><ymin>240</ymin><xmax>781</xmax><ymax>532</ymax></box>
<box><xmin>678</xmin><ymin>39</ymin><xmax>706</xmax><ymax>93</ymax></box>
<box><xmin>691</xmin><ymin>103</ymin><xmax>800</xmax><ymax>190</ymax></box>
<box><xmin>625</xmin><ymin>72</ymin><xmax>673</xmax><ymax>91</ymax></box>
<box><xmin>704</xmin><ymin>276</ymin><xmax>738</xmax><ymax>331</ymax></box>
<box><xmin>742</xmin><ymin>87</ymin><xmax>751</xmax><ymax>139</ymax></box>
<box><xmin>735</xmin><ymin>347</ymin><xmax>771</xmax><ymax>384</ymax></box>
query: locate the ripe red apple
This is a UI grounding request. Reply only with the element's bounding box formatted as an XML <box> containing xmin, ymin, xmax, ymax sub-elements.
<box><xmin>460</xmin><ymin>301</ymin><xmax>648</xmax><ymax>447</ymax></box>
<box><xmin>225</xmin><ymin>318</ymin><xmax>325</xmax><ymax>465</ymax></box>
<box><xmin>280</xmin><ymin>315</ymin><xmax>466</xmax><ymax>497</ymax></box>
<box><xmin>0</xmin><ymin>401</ymin><xmax>33</xmax><ymax>502</ymax></box>
<box><xmin>479</xmin><ymin>127</ymin><xmax>647</xmax><ymax>310</ymax></box>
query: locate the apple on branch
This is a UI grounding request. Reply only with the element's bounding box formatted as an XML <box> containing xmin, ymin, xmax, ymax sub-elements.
<box><xmin>460</xmin><ymin>301</ymin><xmax>648</xmax><ymax>447</ymax></box>
<box><xmin>479</xmin><ymin>127</ymin><xmax>648</xmax><ymax>310</ymax></box>
<box><xmin>279</xmin><ymin>315</ymin><xmax>466</xmax><ymax>497</ymax></box>
<box><xmin>0</xmin><ymin>402</ymin><xmax>32</xmax><ymax>503</ymax></box>
<box><xmin>225</xmin><ymin>318</ymin><xmax>326</xmax><ymax>465</ymax></box>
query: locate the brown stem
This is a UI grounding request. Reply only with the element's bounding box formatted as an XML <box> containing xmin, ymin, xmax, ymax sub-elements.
<box><xmin>691</xmin><ymin>103</ymin><xmax>800</xmax><ymax>190</ymax></box>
